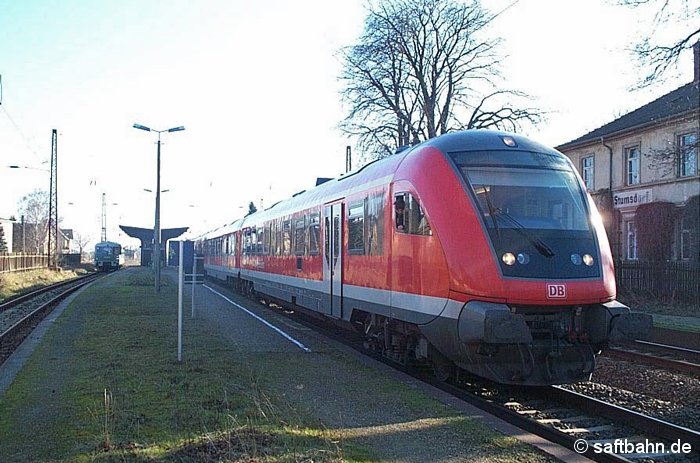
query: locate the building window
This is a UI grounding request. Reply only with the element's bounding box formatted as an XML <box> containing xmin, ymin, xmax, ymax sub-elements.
<box><xmin>581</xmin><ymin>155</ymin><xmax>594</xmax><ymax>190</ymax></box>
<box><xmin>679</xmin><ymin>133</ymin><xmax>697</xmax><ymax>177</ymax></box>
<box><xmin>625</xmin><ymin>145</ymin><xmax>640</xmax><ymax>185</ymax></box>
<box><xmin>627</xmin><ymin>221</ymin><xmax>638</xmax><ymax>260</ymax></box>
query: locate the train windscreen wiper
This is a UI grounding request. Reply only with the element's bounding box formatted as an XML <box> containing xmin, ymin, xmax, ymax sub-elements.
<box><xmin>494</xmin><ymin>208</ymin><xmax>555</xmax><ymax>258</ymax></box>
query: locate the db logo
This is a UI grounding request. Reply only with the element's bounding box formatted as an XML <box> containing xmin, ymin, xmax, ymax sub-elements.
<box><xmin>547</xmin><ymin>284</ymin><xmax>567</xmax><ymax>299</ymax></box>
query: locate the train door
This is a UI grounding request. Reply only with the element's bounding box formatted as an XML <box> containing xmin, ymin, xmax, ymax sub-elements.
<box><xmin>323</xmin><ymin>202</ymin><xmax>344</xmax><ymax>319</ymax></box>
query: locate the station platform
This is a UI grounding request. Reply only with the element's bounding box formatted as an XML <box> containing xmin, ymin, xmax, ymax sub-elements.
<box><xmin>0</xmin><ymin>267</ymin><xmax>593</xmax><ymax>462</ymax></box>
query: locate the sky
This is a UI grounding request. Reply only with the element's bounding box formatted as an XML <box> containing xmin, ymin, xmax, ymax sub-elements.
<box><xmin>0</xmin><ymin>0</ymin><xmax>695</xmax><ymax>250</ymax></box>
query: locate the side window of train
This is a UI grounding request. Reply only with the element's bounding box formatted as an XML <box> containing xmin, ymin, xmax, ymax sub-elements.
<box><xmin>243</xmin><ymin>229</ymin><xmax>250</xmax><ymax>254</ymax></box>
<box><xmin>308</xmin><ymin>212</ymin><xmax>320</xmax><ymax>255</ymax></box>
<box><xmin>251</xmin><ymin>227</ymin><xmax>259</xmax><ymax>254</ymax></box>
<box><xmin>367</xmin><ymin>191</ymin><xmax>384</xmax><ymax>256</ymax></box>
<box><xmin>324</xmin><ymin>215</ymin><xmax>331</xmax><ymax>266</ymax></box>
<box><xmin>394</xmin><ymin>193</ymin><xmax>408</xmax><ymax>232</ymax></box>
<box><xmin>294</xmin><ymin>216</ymin><xmax>306</xmax><ymax>255</ymax></box>
<box><xmin>282</xmin><ymin>220</ymin><xmax>291</xmax><ymax>255</ymax></box>
<box><xmin>257</xmin><ymin>225</ymin><xmax>267</xmax><ymax>254</ymax></box>
<box><xmin>348</xmin><ymin>201</ymin><xmax>365</xmax><ymax>255</ymax></box>
<box><xmin>272</xmin><ymin>219</ymin><xmax>281</xmax><ymax>256</ymax></box>
<box><xmin>394</xmin><ymin>192</ymin><xmax>432</xmax><ymax>236</ymax></box>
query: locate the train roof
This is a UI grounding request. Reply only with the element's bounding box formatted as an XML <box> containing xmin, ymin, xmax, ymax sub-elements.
<box><xmin>95</xmin><ymin>241</ymin><xmax>121</xmax><ymax>248</ymax></box>
<box><xmin>421</xmin><ymin>130</ymin><xmax>560</xmax><ymax>156</ymax></box>
<box><xmin>202</xmin><ymin>130</ymin><xmax>560</xmax><ymax>240</ymax></box>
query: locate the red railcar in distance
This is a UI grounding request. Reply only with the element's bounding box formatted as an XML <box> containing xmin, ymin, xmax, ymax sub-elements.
<box><xmin>201</xmin><ymin>130</ymin><xmax>651</xmax><ymax>385</ymax></box>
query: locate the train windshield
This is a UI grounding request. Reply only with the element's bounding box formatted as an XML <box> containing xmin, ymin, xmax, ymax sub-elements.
<box><xmin>454</xmin><ymin>151</ymin><xmax>590</xmax><ymax>232</ymax></box>
<box><xmin>466</xmin><ymin>167</ymin><xmax>590</xmax><ymax>231</ymax></box>
<box><xmin>452</xmin><ymin>150</ymin><xmax>599</xmax><ymax>278</ymax></box>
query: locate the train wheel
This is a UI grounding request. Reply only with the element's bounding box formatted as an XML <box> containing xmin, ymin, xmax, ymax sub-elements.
<box><xmin>429</xmin><ymin>345</ymin><xmax>455</xmax><ymax>382</ymax></box>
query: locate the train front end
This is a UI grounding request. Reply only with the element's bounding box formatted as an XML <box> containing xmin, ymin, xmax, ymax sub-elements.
<box><xmin>419</xmin><ymin>131</ymin><xmax>652</xmax><ymax>385</ymax></box>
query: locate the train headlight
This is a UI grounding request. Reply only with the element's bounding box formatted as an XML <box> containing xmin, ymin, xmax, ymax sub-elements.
<box><xmin>517</xmin><ymin>252</ymin><xmax>530</xmax><ymax>265</ymax></box>
<box><xmin>502</xmin><ymin>252</ymin><xmax>516</xmax><ymax>266</ymax></box>
<box><xmin>570</xmin><ymin>254</ymin><xmax>582</xmax><ymax>265</ymax></box>
<box><xmin>583</xmin><ymin>254</ymin><xmax>595</xmax><ymax>266</ymax></box>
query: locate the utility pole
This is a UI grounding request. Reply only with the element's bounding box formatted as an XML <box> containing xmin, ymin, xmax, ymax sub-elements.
<box><xmin>346</xmin><ymin>146</ymin><xmax>352</xmax><ymax>173</ymax></box>
<box><xmin>101</xmin><ymin>193</ymin><xmax>107</xmax><ymax>242</ymax></box>
<box><xmin>48</xmin><ymin>129</ymin><xmax>58</xmax><ymax>268</ymax></box>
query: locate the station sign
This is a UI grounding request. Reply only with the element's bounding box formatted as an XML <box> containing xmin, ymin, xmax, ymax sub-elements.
<box><xmin>613</xmin><ymin>188</ymin><xmax>653</xmax><ymax>209</ymax></box>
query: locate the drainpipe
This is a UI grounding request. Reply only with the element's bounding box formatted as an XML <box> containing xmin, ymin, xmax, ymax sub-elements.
<box><xmin>601</xmin><ymin>137</ymin><xmax>618</xmax><ymax>259</ymax></box>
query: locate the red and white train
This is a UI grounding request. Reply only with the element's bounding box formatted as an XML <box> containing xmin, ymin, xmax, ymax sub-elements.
<box><xmin>200</xmin><ymin>130</ymin><xmax>650</xmax><ymax>385</ymax></box>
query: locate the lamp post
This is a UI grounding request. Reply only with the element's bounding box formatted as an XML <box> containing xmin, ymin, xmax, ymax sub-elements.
<box><xmin>133</xmin><ymin>123</ymin><xmax>185</xmax><ymax>292</ymax></box>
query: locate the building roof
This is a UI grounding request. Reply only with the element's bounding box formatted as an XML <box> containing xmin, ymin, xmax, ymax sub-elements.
<box><xmin>557</xmin><ymin>81</ymin><xmax>699</xmax><ymax>150</ymax></box>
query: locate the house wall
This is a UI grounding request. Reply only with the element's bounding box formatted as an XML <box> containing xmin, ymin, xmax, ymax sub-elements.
<box><xmin>560</xmin><ymin>114</ymin><xmax>699</xmax><ymax>261</ymax></box>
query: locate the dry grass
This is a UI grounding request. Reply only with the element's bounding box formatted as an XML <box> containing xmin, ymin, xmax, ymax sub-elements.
<box><xmin>0</xmin><ymin>267</ymin><xmax>90</xmax><ymax>301</ymax></box>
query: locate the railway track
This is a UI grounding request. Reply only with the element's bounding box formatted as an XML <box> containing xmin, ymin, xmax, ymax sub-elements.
<box><xmin>0</xmin><ymin>273</ymin><xmax>100</xmax><ymax>365</ymax></box>
<box><xmin>605</xmin><ymin>341</ymin><xmax>700</xmax><ymax>377</ymax></box>
<box><xmin>213</xmin><ymin>282</ymin><xmax>699</xmax><ymax>463</ymax></box>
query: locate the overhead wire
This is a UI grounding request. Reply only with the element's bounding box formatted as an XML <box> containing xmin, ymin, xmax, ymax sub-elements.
<box><xmin>1</xmin><ymin>104</ymin><xmax>47</xmax><ymax>166</ymax></box>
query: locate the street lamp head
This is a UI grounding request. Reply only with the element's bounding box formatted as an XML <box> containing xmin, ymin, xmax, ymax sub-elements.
<box><xmin>167</xmin><ymin>126</ymin><xmax>185</xmax><ymax>133</ymax></box>
<box><xmin>133</xmin><ymin>123</ymin><xmax>152</xmax><ymax>132</ymax></box>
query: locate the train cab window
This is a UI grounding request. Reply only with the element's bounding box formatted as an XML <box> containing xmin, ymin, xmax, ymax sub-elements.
<box><xmin>308</xmin><ymin>213</ymin><xmax>320</xmax><ymax>255</ymax></box>
<box><xmin>394</xmin><ymin>193</ymin><xmax>432</xmax><ymax>236</ymax></box>
<box><xmin>348</xmin><ymin>201</ymin><xmax>365</xmax><ymax>254</ymax></box>
<box><xmin>294</xmin><ymin>216</ymin><xmax>306</xmax><ymax>255</ymax></box>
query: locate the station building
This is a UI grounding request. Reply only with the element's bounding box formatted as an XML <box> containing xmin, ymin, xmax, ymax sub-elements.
<box><xmin>557</xmin><ymin>43</ymin><xmax>699</xmax><ymax>262</ymax></box>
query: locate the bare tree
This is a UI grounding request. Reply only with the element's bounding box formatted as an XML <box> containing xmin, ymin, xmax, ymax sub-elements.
<box><xmin>17</xmin><ymin>189</ymin><xmax>49</xmax><ymax>255</ymax></box>
<box><xmin>0</xmin><ymin>224</ymin><xmax>8</xmax><ymax>254</ymax></box>
<box><xmin>340</xmin><ymin>0</ymin><xmax>544</xmax><ymax>159</ymax></box>
<box><xmin>617</xmin><ymin>0</ymin><xmax>699</xmax><ymax>87</ymax></box>
<box><xmin>72</xmin><ymin>231</ymin><xmax>92</xmax><ymax>262</ymax></box>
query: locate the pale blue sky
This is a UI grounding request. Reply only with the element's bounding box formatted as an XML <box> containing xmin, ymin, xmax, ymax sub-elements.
<box><xmin>1</xmin><ymin>0</ymin><xmax>693</xmax><ymax>248</ymax></box>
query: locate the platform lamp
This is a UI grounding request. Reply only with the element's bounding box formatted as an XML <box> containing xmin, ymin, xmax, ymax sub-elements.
<box><xmin>133</xmin><ymin>123</ymin><xmax>185</xmax><ymax>292</ymax></box>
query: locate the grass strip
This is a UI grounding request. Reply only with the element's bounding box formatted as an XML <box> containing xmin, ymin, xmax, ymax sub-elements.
<box><xmin>0</xmin><ymin>269</ymin><xmax>359</xmax><ymax>462</ymax></box>
<box><xmin>0</xmin><ymin>267</ymin><xmax>91</xmax><ymax>301</ymax></box>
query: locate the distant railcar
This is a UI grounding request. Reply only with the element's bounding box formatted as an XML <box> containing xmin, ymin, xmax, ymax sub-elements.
<box><xmin>94</xmin><ymin>241</ymin><xmax>122</xmax><ymax>272</ymax></box>
<box><xmin>200</xmin><ymin>130</ymin><xmax>651</xmax><ymax>386</ymax></box>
